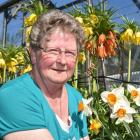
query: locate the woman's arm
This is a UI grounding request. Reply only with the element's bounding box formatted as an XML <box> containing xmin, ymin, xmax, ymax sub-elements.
<box><xmin>3</xmin><ymin>129</ymin><xmax>54</xmax><ymax>140</ymax></box>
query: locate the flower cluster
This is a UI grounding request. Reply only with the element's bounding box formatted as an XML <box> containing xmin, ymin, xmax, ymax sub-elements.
<box><xmin>121</xmin><ymin>28</ymin><xmax>140</xmax><ymax>45</ymax></box>
<box><xmin>96</xmin><ymin>31</ymin><xmax>117</xmax><ymax>58</ymax></box>
<box><xmin>0</xmin><ymin>47</ymin><xmax>31</xmax><ymax>83</ymax></box>
<box><xmin>120</xmin><ymin>17</ymin><xmax>140</xmax><ymax>46</ymax></box>
<box><xmin>73</xmin><ymin>4</ymin><xmax>118</xmax><ymax>59</ymax></box>
<box><xmin>24</xmin><ymin>13</ymin><xmax>37</xmax><ymax>45</ymax></box>
<box><xmin>101</xmin><ymin>86</ymin><xmax>138</xmax><ymax>124</ymax></box>
<box><xmin>23</xmin><ymin>0</ymin><xmax>49</xmax><ymax>46</ymax></box>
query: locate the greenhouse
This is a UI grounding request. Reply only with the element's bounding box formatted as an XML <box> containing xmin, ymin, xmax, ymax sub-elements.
<box><xmin>0</xmin><ymin>0</ymin><xmax>140</xmax><ymax>139</ymax></box>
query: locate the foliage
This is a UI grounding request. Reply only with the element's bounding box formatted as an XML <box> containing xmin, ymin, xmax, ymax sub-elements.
<box><xmin>70</xmin><ymin>1</ymin><xmax>140</xmax><ymax>139</ymax></box>
<box><xmin>21</xmin><ymin>0</ymin><xmax>53</xmax><ymax>46</ymax></box>
<box><xmin>120</xmin><ymin>16</ymin><xmax>140</xmax><ymax>46</ymax></box>
<box><xmin>71</xmin><ymin>2</ymin><xmax>118</xmax><ymax>59</ymax></box>
<box><xmin>78</xmin><ymin>84</ymin><xmax>140</xmax><ymax>140</ymax></box>
<box><xmin>21</xmin><ymin>0</ymin><xmax>50</xmax><ymax>16</ymax></box>
<box><xmin>0</xmin><ymin>46</ymin><xmax>31</xmax><ymax>84</ymax></box>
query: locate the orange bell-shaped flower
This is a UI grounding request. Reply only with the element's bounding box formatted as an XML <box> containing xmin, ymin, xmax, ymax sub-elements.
<box><xmin>98</xmin><ymin>34</ymin><xmax>106</xmax><ymax>44</ymax></box>
<box><xmin>97</xmin><ymin>44</ymin><xmax>107</xmax><ymax>58</ymax></box>
<box><xmin>85</xmin><ymin>41</ymin><xmax>94</xmax><ymax>54</ymax></box>
<box><xmin>108</xmin><ymin>31</ymin><xmax>116</xmax><ymax>43</ymax></box>
<box><xmin>105</xmin><ymin>39</ymin><xmax>117</xmax><ymax>57</ymax></box>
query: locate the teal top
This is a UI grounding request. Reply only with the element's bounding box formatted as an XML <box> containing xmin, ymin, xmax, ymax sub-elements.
<box><xmin>0</xmin><ymin>73</ymin><xmax>88</xmax><ymax>139</ymax></box>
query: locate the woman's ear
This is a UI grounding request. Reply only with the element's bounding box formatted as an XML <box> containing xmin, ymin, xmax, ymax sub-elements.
<box><xmin>29</xmin><ymin>47</ymin><xmax>36</xmax><ymax>65</ymax></box>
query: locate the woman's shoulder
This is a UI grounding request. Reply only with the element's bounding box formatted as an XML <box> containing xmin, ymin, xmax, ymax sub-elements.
<box><xmin>0</xmin><ymin>73</ymin><xmax>36</xmax><ymax>104</ymax></box>
<box><xmin>0</xmin><ymin>73</ymin><xmax>31</xmax><ymax>93</ymax></box>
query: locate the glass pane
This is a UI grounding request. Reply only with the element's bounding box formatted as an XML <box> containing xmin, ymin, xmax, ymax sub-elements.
<box><xmin>0</xmin><ymin>0</ymin><xmax>9</xmax><ymax>5</ymax></box>
<box><xmin>7</xmin><ymin>11</ymin><xmax>23</xmax><ymax>46</ymax></box>
<box><xmin>51</xmin><ymin>0</ymin><xmax>77</xmax><ymax>7</ymax></box>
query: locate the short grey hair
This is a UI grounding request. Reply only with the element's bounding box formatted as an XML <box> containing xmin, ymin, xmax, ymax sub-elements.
<box><xmin>30</xmin><ymin>9</ymin><xmax>85</xmax><ymax>51</ymax></box>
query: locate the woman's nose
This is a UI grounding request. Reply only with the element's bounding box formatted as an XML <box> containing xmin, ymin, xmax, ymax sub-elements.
<box><xmin>56</xmin><ymin>52</ymin><xmax>67</xmax><ymax>65</ymax></box>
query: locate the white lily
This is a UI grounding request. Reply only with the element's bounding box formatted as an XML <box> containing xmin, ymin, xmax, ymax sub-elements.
<box><xmin>110</xmin><ymin>100</ymin><xmax>137</xmax><ymax>124</ymax></box>
<box><xmin>78</xmin><ymin>97</ymin><xmax>93</xmax><ymax>119</ymax></box>
<box><xmin>127</xmin><ymin>84</ymin><xmax>140</xmax><ymax>106</ymax></box>
<box><xmin>101</xmin><ymin>87</ymin><xmax>127</xmax><ymax>108</ymax></box>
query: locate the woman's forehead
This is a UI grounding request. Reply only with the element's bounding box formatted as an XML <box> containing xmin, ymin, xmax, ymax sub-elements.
<box><xmin>50</xmin><ymin>29</ymin><xmax>75</xmax><ymax>40</ymax></box>
<box><xmin>42</xmin><ymin>28</ymin><xmax>76</xmax><ymax>43</ymax></box>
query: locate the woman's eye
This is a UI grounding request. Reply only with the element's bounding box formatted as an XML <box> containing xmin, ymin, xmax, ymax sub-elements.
<box><xmin>47</xmin><ymin>49</ymin><xmax>58</xmax><ymax>54</ymax></box>
<box><xmin>66</xmin><ymin>51</ymin><xmax>75</xmax><ymax>56</ymax></box>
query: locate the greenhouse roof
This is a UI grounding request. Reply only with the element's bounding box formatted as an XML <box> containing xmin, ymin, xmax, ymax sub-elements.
<box><xmin>0</xmin><ymin>0</ymin><xmax>85</xmax><ymax>12</ymax></box>
<box><xmin>0</xmin><ymin>0</ymin><xmax>140</xmax><ymax>46</ymax></box>
<box><xmin>0</xmin><ymin>0</ymin><xmax>78</xmax><ymax>6</ymax></box>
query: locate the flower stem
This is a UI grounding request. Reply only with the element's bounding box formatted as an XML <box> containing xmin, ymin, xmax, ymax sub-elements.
<box><xmin>3</xmin><ymin>66</ymin><xmax>6</xmax><ymax>83</ymax></box>
<box><xmin>101</xmin><ymin>59</ymin><xmax>106</xmax><ymax>90</ymax></box>
<box><xmin>123</xmin><ymin>122</ymin><xmax>134</xmax><ymax>138</ymax></box>
<box><xmin>127</xmin><ymin>47</ymin><xmax>131</xmax><ymax>82</ymax></box>
<box><xmin>73</xmin><ymin>62</ymin><xmax>78</xmax><ymax>88</ymax></box>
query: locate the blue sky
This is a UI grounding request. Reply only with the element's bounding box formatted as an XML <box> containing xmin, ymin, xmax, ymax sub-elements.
<box><xmin>0</xmin><ymin>0</ymin><xmax>140</xmax><ymax>45</ymax></box>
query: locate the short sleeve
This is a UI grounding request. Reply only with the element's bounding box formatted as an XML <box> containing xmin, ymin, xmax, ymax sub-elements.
<box><xmin>0</xmin><ymin>84</ymin><xmax>46</xmax><ymax>138</ymax></box>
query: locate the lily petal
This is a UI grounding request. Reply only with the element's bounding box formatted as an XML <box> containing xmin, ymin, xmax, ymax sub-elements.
<box><xmin>101</xmin><ymin>91</ymin><xmax>109</xmax><ymax>102</ymax></box>
<box><xmin>112</xmin><ymin>87</ymin><xmax>124</xmax><ymax>95</ymax></box>
<box><xmin>124</xmin><ymin>114</ymin><xmax>133</xmax><ymax>123</ymax></box>
<box><xmin>82</xmin><ymin>97</ymin><xmax>93</xmax><ymax>104</ymax></box>
<box><xmin>134</xmin><ymin>96</ymin><xmax>140</xmax><ymax>106</ymax></box>
<box><xmin>127</xmin><ymin>84</ymin><xmax>136</xmax><ymax>92</ymax></box>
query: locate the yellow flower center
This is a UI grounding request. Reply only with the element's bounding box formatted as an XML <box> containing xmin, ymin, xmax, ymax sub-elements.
<box><xmin>78</xmin><ymin>101</ymin><xmax>84</xmax><ymax>112</ymax></box>
<box><xmin>131</xmin><ymin>90</ymin><xmax>138</xmax><ymax>98</ymax></box>
<box><xmin>107</xmin><ymin>93</ymin><xmax>117</xmax><ymax>105</ymax></box>
<box><xmin>117</xmin><ymin>108</ymin><xmax>126</xmax><ymax>118</ymax></box>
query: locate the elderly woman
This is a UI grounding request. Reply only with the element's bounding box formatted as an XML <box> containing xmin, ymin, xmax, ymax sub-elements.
<box><xmin>0</xmin><ymin>9</ymin><xmax>89</xmax><ymax>140</ymax></box>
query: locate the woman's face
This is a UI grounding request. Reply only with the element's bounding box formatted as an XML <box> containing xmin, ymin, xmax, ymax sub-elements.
<box><xmin>31</xmin><ymin>29</ymin><xmax>78</xmax><ymax>85</ymax></box>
